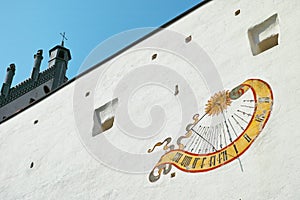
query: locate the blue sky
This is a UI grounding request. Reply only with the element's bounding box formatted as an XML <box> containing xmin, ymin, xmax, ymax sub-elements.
<box><xmin>0</xmin><ymin>0</ymin><xmax>203</xmax><ymax>86</ymax></box>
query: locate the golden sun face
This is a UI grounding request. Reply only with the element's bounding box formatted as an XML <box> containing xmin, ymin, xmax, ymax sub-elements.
<box><xmin>205</xmin><ymin>90</ymin><xmax>232</xmax><ymax>116</ymax></box>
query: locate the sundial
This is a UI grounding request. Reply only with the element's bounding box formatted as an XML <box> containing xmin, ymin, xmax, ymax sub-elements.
<box><xmin>148</xmin><ymin>79</ymin><xmax>273</xmax><ymax>182</ymax></box>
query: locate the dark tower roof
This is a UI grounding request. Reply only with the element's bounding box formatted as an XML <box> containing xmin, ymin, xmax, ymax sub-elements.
<box><xmin>48</xmin><ymin>45</ymin><xmax>72</xmax><ymax>60</ymax></box>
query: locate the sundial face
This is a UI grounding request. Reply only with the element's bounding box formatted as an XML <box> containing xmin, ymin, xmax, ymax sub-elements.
<box><xmin>148</xmin><ymin>79</ymin><xmax>273</xmax><ymax>182</ymax></box>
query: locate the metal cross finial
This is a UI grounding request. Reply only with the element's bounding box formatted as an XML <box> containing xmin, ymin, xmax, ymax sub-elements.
<box><xmin>60</xmin><ymin>32</ymin><xmax>68</xmax><ymax>46</ymax></box>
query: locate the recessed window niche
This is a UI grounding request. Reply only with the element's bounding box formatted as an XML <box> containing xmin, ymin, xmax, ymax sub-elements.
<box><xmin>92</xmin><ymin>98</ymin><xmax>118</xmax><ymax>136</ymax></box>
<box><xmin>248</xmin><ymin>14</ymin><xmax>279</xmax><ymax>56</ymax></box>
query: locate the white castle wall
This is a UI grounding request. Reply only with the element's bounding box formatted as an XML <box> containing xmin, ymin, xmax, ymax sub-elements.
<box><xmin>0</xmin><ymin>0</ymin><xmax>300</xmax><ymax>199</ymax></box>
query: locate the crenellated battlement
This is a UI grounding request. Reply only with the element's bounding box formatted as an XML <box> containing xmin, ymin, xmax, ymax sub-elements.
<box><xmin>0</xmin><ymin>44</ymin><xmax>71</xmax><ymax>121</ymax></box>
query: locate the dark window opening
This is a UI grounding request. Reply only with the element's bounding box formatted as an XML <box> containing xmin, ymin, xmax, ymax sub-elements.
<box><xmin>43</xmin><ymin>85</ymin><xmax>50</xmax><ymax>94</ymax></box>
<box><xmin>34</xmin><ymin>120</ymin><xmax>38</xmax><ymax>124</ymax></box>
<box><xmin>30</xmin><ymin>162</ymin><xmax>34</xmax><ymax>168</ymax></box>
<box><xmin>235</xmin><ymin>10</ymin><xmax>241</xmax><ymax>16</ymax></box>
<box><xmin>58</xmin><ymin>51</ymin><xmax>65</xmax><ymax>59</ymax></box>
<box><xmin>29</xmin><ymin>98</ymin><xmax>35</xmax><ymax>104</ymax></box>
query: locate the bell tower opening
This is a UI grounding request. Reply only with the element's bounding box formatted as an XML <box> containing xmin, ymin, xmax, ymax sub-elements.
<box><xmin>48</xmin><ymin>35</ymin><xmax>72</xmax><ymax>90</ymax></box>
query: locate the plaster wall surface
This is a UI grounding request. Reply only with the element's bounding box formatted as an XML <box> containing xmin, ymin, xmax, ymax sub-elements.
<box><xmin>0</xmin><ymin>0</ymin><xmax>300</xmax><ymax>199</ymax></box>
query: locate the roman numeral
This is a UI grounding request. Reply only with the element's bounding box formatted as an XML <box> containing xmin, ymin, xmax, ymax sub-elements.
<box><xmin>258</xmin><ymin>97</ymin><xmax>271</xmax><ymax>103</ymax></box>
<box><xmin>218</xmin><ymin>150</ymin><xmax>228</xmax><ymax>164</ymax></box>
<box><xmin>192</xmin><ymin>158</ymin><xmax>200</xmax><ymax>169</ymax></box>
<box><xmin>233</xmin><ymin>144</ymin><xmax>238</xmax><ymax>154</ymax></box>
<box><xmin>201</xmin><ymin>157</ymin><xmax>207</xmax><ymax>168</ymax></box>
<box><xmin>181</xmin><ymin>156</ymin><xmax>192</xmax><ymax>167</ymax></box>
<box><xmin>243</xmin><ymin>134</ymin><xmax>252</xmax><ymax>143</ymax></box>
<box><xmin>210</xmin><ymin>156</ymin><xmax>216</xmax><ymax>167</ymax></box>
<box><xmin>172</xmin><ymin>152</ymin><xmax>183</xmax><ymax>163</ymax></box>
<box><xmin>222</xmin><ymin>150</ymin><xmax>228</xmax><ymax>161</ymax></box>
<box><xmin>255</xmin><ymin>113</ymin><xmax>266</xmax><ymax>122</ymax></box>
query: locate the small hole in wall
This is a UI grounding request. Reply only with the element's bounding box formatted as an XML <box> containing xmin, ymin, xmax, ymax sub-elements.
<box><xmin>85</xmin><ymin>91</ymin><xmax>90</xmax><ymax>97</ymax></box>
<box><xmin>34</xmin><ymin>120</ymin><xmax>38</xmax><ymax>124</ymax></box>
<box><xmin>30</xmin><ymin>162</ymin><xmax>34</xmax><ymax>168</ymax></box>
<box><xmin>185</xmin><ymin>35</ymin><xmax>192</xmax><ymax>43</ymax></box>
<box><xmin>171</xmin><ymin>172</ymin><xmax>176</xmax><ymax>178</ymax></box>
<box><xmin>2</xmin><ymin>116</ymin><xmax>6</xmax><ymax>120</ymax></box>
<box><xmin>152</xmin><ymin>54</ymin><xmax>157</xmax><ymax>60</ymax></box>
<box><xmin>235</xmin><ymin>9</ymin><xmax>240</xmax><ymax>16</ymax></box>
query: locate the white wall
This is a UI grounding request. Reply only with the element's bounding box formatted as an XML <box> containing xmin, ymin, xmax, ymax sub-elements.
<box><xmin>0</xmin><ymin>0</ymin><xmax>299</xmax><ymax>199</ymax></box>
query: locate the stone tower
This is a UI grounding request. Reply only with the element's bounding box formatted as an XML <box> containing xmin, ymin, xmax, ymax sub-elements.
<box><xmin>48</xmin><ymin>44</ymin><xmax>71</xmax><ymax>90</ymax></box>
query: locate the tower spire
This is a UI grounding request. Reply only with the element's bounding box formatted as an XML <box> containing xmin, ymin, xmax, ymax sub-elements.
<box><xmin>59</xmin><ymin>32</ymin><xmax>68</xmax><ymax>46</ymax></box>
